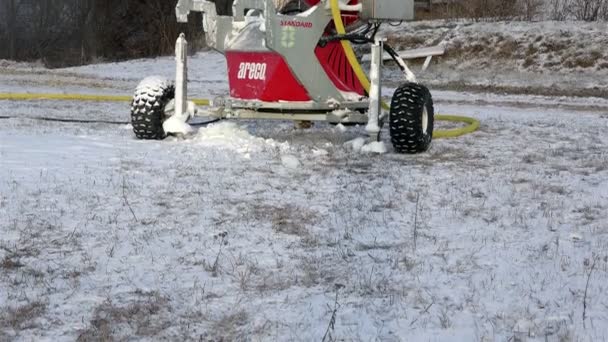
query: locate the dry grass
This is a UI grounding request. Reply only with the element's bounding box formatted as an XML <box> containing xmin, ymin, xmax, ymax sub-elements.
<box><xmin>247</xmin><ymin>203</ymin><xmax>319</xmax><ymax>244</ymax></box>
<box><xmin>0</xmin><ymin>256</ymin><xmax>25</xmax><ymax>270</ymax></box>
<box><xmin>0</xmin><ymin>242</ymin><xmax>41</xmax><ymax>273</ymax></box>
<box><xmin>76</xmin><ymin>291</ymin><xmax>171</xmax><ymax>341</ymax></box>
<box><xmin>207</xmin><ymin>310</ymin><xmax>249</xmax><ymax>341</ymax></box>
<box><xmin>0</xmin><ymin>301</ymin><xmax>48</xmax><ymax>331</ymax></box>
<box><xmin>386</xmin><ymin>22</ymin><xmax>608</xmax><ymax>74</ymax></box>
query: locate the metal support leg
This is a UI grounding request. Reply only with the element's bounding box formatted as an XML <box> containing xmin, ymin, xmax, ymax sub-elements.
<box><xmin>422</xmin><ymin>55</ymin><xmax>433</xmax><ymax>72</ymax></box>
<box><xmin>175</xmin><ymin>33</ymin><xmax>188</xmax><ymax>118</ymax></box>
<box><xmin>366</xmin><ymin>39</ymin><xmax>383</xmax><ymax>142</ymax></box>
<box><xmin>163</xmin><ymin>33</ymin><xmax>194</xmax><ymax>135</ymax></box>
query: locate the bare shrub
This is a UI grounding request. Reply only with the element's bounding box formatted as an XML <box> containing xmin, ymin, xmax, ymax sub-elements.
<box><xmin>550</xmin><ymin>0</ymin><xmax>608</xmax><ymax>20</ymax></box>
<box><xmin>519</xmin><ymin>0</ymin><xmax>543</xmax><ymax>20</ymax></box>
<box><xmin>424</xmin><ymin>0</ymin><xmax>526</xmax><ymax>21</ymax></box>
<box><xmin>571</xmin><ymin>0</ymin><xmax>608</xmax><ymax>20</ymax></box>
<box><xmin>550</xmin><ymin>0</ymin><xmax>570</xmax><ymax>20</ymax></box>
<box><xmin>424</xmin><ymin>0</ymin><xmax>607</xmax><ymax>21</ymax></box>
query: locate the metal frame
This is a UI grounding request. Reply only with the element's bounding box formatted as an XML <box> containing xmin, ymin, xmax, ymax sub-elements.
<box><xmin>170</xmin><ymin>0</ymin><xmax>418</xmax><ymax>138</ymax></box>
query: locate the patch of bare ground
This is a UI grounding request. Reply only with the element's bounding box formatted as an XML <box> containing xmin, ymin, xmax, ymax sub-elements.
<box><xmin>206</xmin><ymin>310</ymin><xmax>249</xmax><ymax>341</ymax></box>
<box><xmin>248</xmin><ymin>203</ymin><xmax>319</xmax><ymax>243</ymax></box>
<box><xmin>0</xmin><ymin>242</ymin><xmax>41</xmax><ymax>272</ymax></box>
<box><xmin>0</xmin><ymin>255</ymin><xmax>25</xmax><ymax>271</ymax></box>
<box><xmin>76</xmin><ymin>291</ymin><xmax>171</xmax><ymax>341</ymax></box>
<box><xmin>0</xmin><ymin>301</ymin><xmax>48</xmax><ymax>332</ymax></box>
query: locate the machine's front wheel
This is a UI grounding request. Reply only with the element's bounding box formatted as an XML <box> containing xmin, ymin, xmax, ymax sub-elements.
<box><xmin>130</xmin><ymin>76</ymin><xmax>175</xmax><ymax>140</ymax></box>
<box><xmin>389</xmin><ymin>83</ymin><xmax>434</xmax><ymax>154</ymax></box>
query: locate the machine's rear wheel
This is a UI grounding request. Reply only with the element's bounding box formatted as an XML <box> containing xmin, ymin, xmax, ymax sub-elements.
<box><xmin>389</xmin><ymin>83</ymin><xmax>434</xmax><ymax>154</ymax></box>
<box><xmin>130</xmin><ymin>77</ymin><xmax>175</xmax><ymax>140</ymax></box>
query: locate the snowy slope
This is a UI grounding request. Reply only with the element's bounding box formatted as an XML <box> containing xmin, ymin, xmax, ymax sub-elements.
<box><xmin>1</xmin><ymin>43</ymin><xmax>608</xmax><ymax>342</ymax></box>
<box><xmin>382</xmin><ymin>20</ymin><xmax>608</xmax><ymax>97</ymax></box>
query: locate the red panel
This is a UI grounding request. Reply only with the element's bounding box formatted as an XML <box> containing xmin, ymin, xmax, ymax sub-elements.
<box><xmin>315</xmin><ymin>41</ymin><xmax>365</xmax><ymax>96</ymax></box>
<box><xmin>226</xmin><ymin>51</ymin><xmax>310</xmax><ymax>102</ymax></box>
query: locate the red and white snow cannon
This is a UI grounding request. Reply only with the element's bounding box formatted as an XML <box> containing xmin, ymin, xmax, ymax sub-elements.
<box><xmin>131</xmin><ymin>0</ymin><xmax>435</xmax><ymax>153</ymax></box>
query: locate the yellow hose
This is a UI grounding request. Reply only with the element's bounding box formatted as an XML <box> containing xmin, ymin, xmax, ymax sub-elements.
<box><xmin>328</xmin><ymin>0</ymin><xmax>479</xmax><ymax>138</ymax></box>
<box><xmin>0</xmin><ymin>93</ymin><xmax>210</xmax><ymax>106</ymax></box>
<box><xmin>432</xmin><ymin>114</ymin><xmax>480</xmax><ymax>138</ymax></box>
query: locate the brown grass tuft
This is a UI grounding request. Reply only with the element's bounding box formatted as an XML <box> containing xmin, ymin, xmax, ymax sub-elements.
<box><xmin>0</xmin><ymin>301</ymin><xmax>48</xmax><ymax>330</ymax></box>
<box><xmin>77</xmin><ymin>291</ymin><xmax>171</xmax><ymax>341</ymax></box>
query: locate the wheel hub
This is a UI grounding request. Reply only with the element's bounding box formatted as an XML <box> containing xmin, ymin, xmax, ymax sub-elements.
<box><xmin>422</xmin><ymin>106</ymin><xmax>429</xmax><ymax>133</ymax></box>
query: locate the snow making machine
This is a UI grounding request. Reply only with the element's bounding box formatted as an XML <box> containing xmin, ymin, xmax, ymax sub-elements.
<box><xmin>130</xmin><ymin>0</ymin><xmax>435</xmax><ymax>153</ymax></box>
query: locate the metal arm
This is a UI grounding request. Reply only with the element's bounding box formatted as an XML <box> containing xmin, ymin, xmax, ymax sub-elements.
<box><xmin>176</xmin><ymin>0</ymin><xmax>266</xmax><ymax>22</ymax></box>
<box><xmin>176</xmin><ymin>0</ymin><xmax>210</xmax><ymax>22</ymax></box>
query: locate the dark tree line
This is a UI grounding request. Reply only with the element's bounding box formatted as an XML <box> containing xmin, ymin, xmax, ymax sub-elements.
<box><xmin>0</xmin><ymin>0</ymin><xmax>203</xmax><ymax>67</ymax></box>
<box><xmin>417</xmin><ymin>0</ymin><xmax>608</xmax><ymax>21</ymax></box>
<box><xmin>4</xmin><ymin>0</ymin><xmax>605</xmax><ymax>67</ymax></box>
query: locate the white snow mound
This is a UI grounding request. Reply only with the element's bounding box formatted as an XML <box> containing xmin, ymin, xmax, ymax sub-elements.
<box><xmin>193</xmin><ymin>121</ymin><xmax>287</xmax><ymax>153</ymax></box>
<box><xmin>163</xmin><ymin>116</ymin><xmax>194</xmax><ymax>136</ymax></box>
<box><xmin>280</xmin><ymin>155</ymin><xmax>301</xmax><ymax>169</ymax></box>
<box><xmin>346</xmin><ymin>138</ymin><xmax>388</xmax><ymax>154</ymax></box>
<box><xmin>361</xmin><ymin>141</ymin><xmax>387</xmax><ymax>154</ymax></box>
<box><xmin>334</xmin><ymin>123</ymin><xmax>347</xmax><ymax>132</ymax></box>
<box><xmin>346</xmin><ymin>137</ymin><xmax>366</xmax><ymax>152</ymax></box>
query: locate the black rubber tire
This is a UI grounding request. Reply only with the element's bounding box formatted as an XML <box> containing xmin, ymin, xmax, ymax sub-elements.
<box><xmin>130</xmin><ymin>77</ymin><xmax>175</xmax><ymax>140</ymax></box>
<box><xmin>389</xmin><ymin>83</ymin><xmax>434</xmax><ymax>154</ymax></box>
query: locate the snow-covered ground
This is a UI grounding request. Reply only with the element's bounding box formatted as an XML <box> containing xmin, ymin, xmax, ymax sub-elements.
<box><xmin>2</xmin><ymin>47</ymin><xmax>608</xmax><ymax>342</ymax></box>
<box><xmin>383</xmin><ymin>20</ymin><xmax>608</xmax><ymax>98</ymax></box>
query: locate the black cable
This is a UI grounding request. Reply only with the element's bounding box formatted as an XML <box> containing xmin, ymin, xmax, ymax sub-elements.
<box><xmin>319</xmin><ymin>22</ymin><xmax>382</xmax><ymax>46</ymax></box>
<box><xmin>371</xmin><ymin>23</ymin><xmax>381</xmax><ymax>40</ymax></box>
<box><xmin>0</xmin><ymin>116</ymin><xmax>128</xmax><ymax>124</ymax></box>
<box><xmin>383</xmin><ymin>43</ymin><xmax>407</xmax><ymax>73</ymax></box>
<box><xmin>191</xmin><ymin>118</ymin><xmax>222</xmax><ymax>126</ymax></box>
<box><xmin>319</xmin><ymin>33</ymin><xmax>373</xmax><ymax>45</ymax></box>
<box><xmin>316</xmin><ymin>21</ymin><xmax>406</xmax><ymax>76</ymax></box>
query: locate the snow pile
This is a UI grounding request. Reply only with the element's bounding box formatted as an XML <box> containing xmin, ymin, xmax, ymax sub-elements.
<box><xmin>163</xmin><ymin>117</ymin><xmax>194</xmax><ymax>136</ymax></box>
<box><xmin>192</xmin><ymin>121</ymin><xmax>288</xmax><ymax>154</ymax></box>
<box><xmin>280</xmin><ymin>154</ymin><xmax>301</xmax><ymax>169</ymax></box>
<box><xmin>334</xmin><ymin>123</ymin><xmax>348</xmax><ymax>132</ymax></box>
<box><xmin>345</xmin><ymin>137</ymin><xmax>388</xmax><ymax>154</ymax></box>
<box><xmin>361</xmin><ymin>141</ymin><xmax>388</xmax><ymax>153</ymax></box>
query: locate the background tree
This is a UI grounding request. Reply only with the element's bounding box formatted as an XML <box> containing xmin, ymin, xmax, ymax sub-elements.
<box><xmin>4</xmin><ymin>0</ymin><xmax>19</xmax><ymax>60</ymax></box>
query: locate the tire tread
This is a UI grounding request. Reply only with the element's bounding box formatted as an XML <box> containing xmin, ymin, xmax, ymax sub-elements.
<box><xmin>389</xmin><ymin>83</ymin><xmax>434</xmax><ymax>154</ymax></box>
<box><xmin>130</xmin><ymin>77</ymin><xmax>175</xmax><ymax>140</ymax></box>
